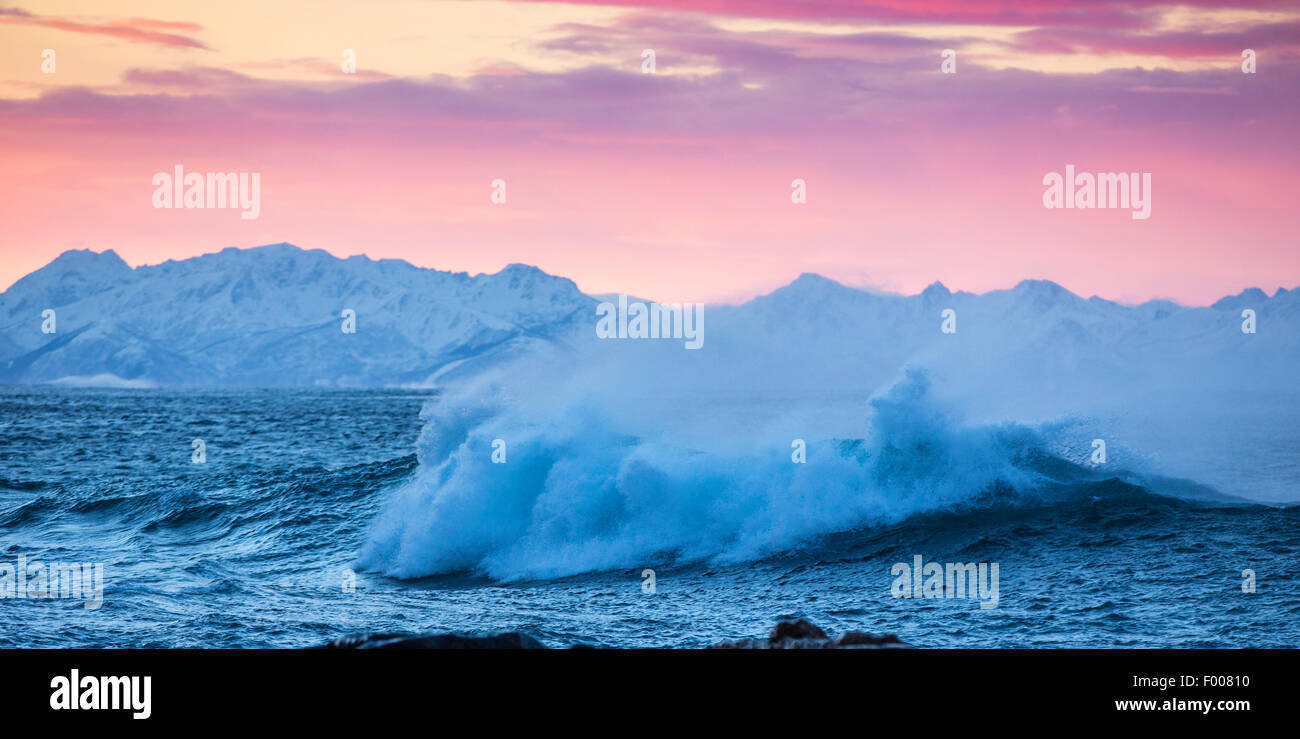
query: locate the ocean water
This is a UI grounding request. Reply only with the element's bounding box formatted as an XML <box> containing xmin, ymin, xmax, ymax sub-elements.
<box><xmin>1</xmin><ymin>386</ymin><xmax>1296</xmax><ymax>648</ymax></box>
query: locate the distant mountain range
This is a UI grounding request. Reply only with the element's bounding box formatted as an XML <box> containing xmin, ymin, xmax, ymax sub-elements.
<box><xmin>0</xmin><ymin>244</ymin><xmax>594</xmax><ymax>387</ymax></box>
<box><xmin>1</xmin><ymin>243</ymin><xmax>1296</xmax><ymax>392</ymax></box>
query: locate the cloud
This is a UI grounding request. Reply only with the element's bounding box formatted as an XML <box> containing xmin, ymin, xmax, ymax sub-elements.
<box><xmin>4</xmin><ymin>35</ymin><xmax>1294</xmax><ymax>144</ymax></box>
<box><xmin>1</xmin><ymin>7</ymin><xmax>1295</xmax><ymax>141</ymax></box>
<box><xmin>119</xmin><ymin>62</ymin><xmax>394</xmax><ymax>94</ymax></box>
<box><xmin>122</xmin><ymin>66</ymin><xmax>255</xmax><ymax>92</ymax></box>
<box><xmin>506</xmin><ymin>0</ymin><xmax>1297</xmax><ymax>29</ymax></box>
<box><xmin>0</xmin><ymin>5</ymin><xmax>209</xmax><ymax>49</ymax></box>
<box><xmin>1012</xmin><ymin>20</ymin><xmax>1300</xmax><ymax>58</ymax></box>
<box><xmin>233</xmin><ymin>57</ymin><xmax>395</xmax><ymax>82</ymax></box>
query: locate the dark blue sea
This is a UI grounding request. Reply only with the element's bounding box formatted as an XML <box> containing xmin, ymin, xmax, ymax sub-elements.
<box><xmin>1</xmin><ymin>386</ymin><xmax>1296</xmax><ymax>648</ymax></box>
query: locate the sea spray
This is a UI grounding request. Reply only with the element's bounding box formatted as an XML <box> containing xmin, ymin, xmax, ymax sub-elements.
<box><xmin>358</xmin><ymin>367</ymin><xmax>1056</xmax><ymax>581</ymax></box>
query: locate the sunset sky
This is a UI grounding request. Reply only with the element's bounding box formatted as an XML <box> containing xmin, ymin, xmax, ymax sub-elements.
<box><xmin>1</xmin><ymin>0</ymin><xmax>1297</xmax><ymax>304</ymax></box>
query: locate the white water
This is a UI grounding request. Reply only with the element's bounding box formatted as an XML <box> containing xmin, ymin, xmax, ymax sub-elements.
<box><xmin>359</xmin><ymin>278</ymin><xmax>1300</xmax><ymax>579</ymax></box>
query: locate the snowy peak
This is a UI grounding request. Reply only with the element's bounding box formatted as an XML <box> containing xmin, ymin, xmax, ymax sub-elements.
<box><xmin>0</xmin><ymin>244</ymin><xmax>593</xmax><ymax>387</ymax></box>
<box><xmin>743</xmin><ymin>272</ymin><xmax>876</xmax><ymax>324</ymax></box>
<box><xmin>784</xmin><ymin>272</ymin><xmax>847</xmax><ymax>293</ymax></box>
<box><xmin>1008</xmin><ymin>279</ymin><xmax>1080</xmax><ymax>305</ymax></box>
<box><xmin>48</xmin><ymin>247</ymin><xmax>130</xmax><ymax>271</ymax></box>
<box><xmin>1212</xmin><ymin>287</ymin><xmax>1269</xmax><ymax>310</ymax></box>
<box><xmin>480</xmin><ymin>262</ymin><xmax>586</xmax><ymax>303</ymax></box>
<box><xmin>4</xmin><ymin>248</ymin><xmax>134</xmax><ymax>311</ymax></box>
<box><xmin>12</xmin><ymin>247</ymin><xmax>133</xmax><ymax>287</ymax></box>
<box><xmin>920</xmin><ymin>281</ymin><xmax>951</xmax><ymax>301</ymax></box>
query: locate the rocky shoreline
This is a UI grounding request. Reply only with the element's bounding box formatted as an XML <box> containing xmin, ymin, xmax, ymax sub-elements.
<box><xmin>318</xmin><ymin>618</ymin><xmax>907</xmax><ymax>649</ymax></box>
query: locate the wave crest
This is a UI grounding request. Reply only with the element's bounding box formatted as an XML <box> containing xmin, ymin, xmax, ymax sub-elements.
<box><xmin>358</xmin><ymin>368</ymin><xmax>1090</xmax><ymax>580</ymax></box>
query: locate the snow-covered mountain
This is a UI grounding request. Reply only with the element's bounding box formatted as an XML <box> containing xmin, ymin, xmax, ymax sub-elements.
<box><xmin>0</xmin><ymin>244</ymin><xmax>595</xmax><ymax>387</ymax></box>
<box><xmin>1</xmin><ymin>243</ymin><xmax>1295</xmax><ymax>399</ymax></box>
<box><xmin>704</xmin><ymin>273</ymin><xmax>1299</xmax><ymax>422</ymax></box>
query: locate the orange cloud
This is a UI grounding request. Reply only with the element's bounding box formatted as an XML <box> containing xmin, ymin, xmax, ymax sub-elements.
<box><xmin>0</xmin><ymin>6</ymin><xmax>209</xmax><ymax>49</ymax></box>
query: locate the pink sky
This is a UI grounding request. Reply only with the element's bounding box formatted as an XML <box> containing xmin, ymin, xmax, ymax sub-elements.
<box><xmin>1</xmin><ymin>0</ymin><xmax>1298</xmax><ymax>304</ymax></box>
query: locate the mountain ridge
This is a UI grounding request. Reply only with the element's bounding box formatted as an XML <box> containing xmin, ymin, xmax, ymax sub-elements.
<box><xmin>2</xmin><ymin>243</ymin><xmax>1296</xmax><ymax>388</ymax></box>
<box><xmin>19</xmin><ymin>243</ymin><xmax>1298</xmax><ymax>309</ymax></box>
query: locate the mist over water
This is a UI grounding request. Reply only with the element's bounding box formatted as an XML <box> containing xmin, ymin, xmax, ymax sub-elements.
<box><xmin>360</xmin><ymin>367</ymin><xmax>1057</xmax><ymax>580</ymax></box>
<box><xmin>358</xmin><ymin>293</ymin><xmax>1300</xmax><ymax>583</ymax></box>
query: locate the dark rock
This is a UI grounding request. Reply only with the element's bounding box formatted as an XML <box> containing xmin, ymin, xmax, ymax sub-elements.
<box><xmin>317</xmin><ymin>619</ymin><xmax>906</xmax><ymax>649</ymax></box>
<box><xmin>319</xmin><ymin>632</ymin><xmax>548</xmax><ymax>649</ymax></box>
<box><xmin>832</xmin><ymin>631</ymin><xmax>905</xmax><ymax>648</ymax></box>
<box><xmin>769</xmin><ymin>618</ymin><xmax>828</xmax><ymax>645</ymax></box>
<box><xmin>709</xmin><ymin>619</ymin><xmax>908</xmax><ymax>649</ymax></box>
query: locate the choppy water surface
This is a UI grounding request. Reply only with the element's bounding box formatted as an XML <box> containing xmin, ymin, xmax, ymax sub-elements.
<box><xmin>0</xmin><ymin>387</ymin><xmax>1295</xmax><ymax>648</ymax></box>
